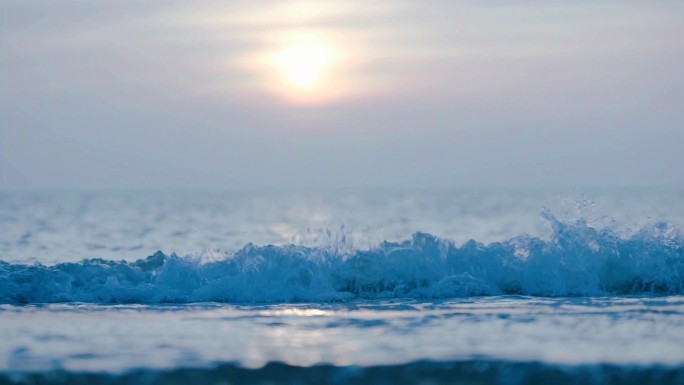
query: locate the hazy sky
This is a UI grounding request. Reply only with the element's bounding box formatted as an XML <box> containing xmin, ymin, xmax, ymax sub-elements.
<box><xmin>1</xmin><ymin>1</ymin><xmax>683</xmax><ymax>190</ymax></box>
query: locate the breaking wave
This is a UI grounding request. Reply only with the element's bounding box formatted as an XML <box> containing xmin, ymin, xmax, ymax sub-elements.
<box><xmin>1</xmin><ymin>211</ymin><xmax>682</xmax><ymax>304</ymax></box>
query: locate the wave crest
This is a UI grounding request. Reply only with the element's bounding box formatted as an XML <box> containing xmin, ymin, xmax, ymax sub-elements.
<box><xmin>1</xmin><ymin>212</ymin><xmax>683</xmax><ymax>304</ymax></box>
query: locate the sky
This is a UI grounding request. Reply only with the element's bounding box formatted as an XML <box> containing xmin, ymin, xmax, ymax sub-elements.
<box><xmin>1</xmin><ymin>1</ymin><xmax>683</xmax><ymax>191</ymax></box>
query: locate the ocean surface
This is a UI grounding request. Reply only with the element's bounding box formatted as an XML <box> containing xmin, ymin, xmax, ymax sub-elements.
<box><xmin>1</xmin><ymin>189</ymin><xmax>683</xmax><ymax>385</ymax></box>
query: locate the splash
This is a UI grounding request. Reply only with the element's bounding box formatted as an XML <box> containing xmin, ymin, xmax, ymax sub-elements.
<box><xmin>1</xmin><ymin>212</ymin><xmax>682</xmax><ymax>304</ymax></box>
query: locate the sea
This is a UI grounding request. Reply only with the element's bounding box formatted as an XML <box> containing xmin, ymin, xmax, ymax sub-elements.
<box><xmin>0</xmin><ymin>188</ymin><xmax>683</xmax><ymax>385</ymax></box>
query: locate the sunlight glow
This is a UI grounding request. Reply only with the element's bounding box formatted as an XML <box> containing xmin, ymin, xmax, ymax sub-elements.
<box><xmin>246</xmin><ymin>34</ymin><xmax>354</xmax><ymax>105</ymax></box>
<box><xmin>275</xmin><ymin>42</ymin><xmax>333</xmax><ymax>89</ymax></box>
<box><xmin>219</xmin><ymin>1</ymin><xmax>394</xmax><ymax>106</ymax></box>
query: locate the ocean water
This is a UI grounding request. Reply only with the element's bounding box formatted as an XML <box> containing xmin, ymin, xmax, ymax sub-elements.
<box><xmin>0</xmin><ymin>189</ymin><xmax>683</xmax><ymax>385</ymax></box>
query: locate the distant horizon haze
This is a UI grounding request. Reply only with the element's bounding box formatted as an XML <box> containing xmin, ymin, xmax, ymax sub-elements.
<box><xmin>2</xmin><ymin>1</ymin><xmax>683</xmax><ymax>191</ymax></box>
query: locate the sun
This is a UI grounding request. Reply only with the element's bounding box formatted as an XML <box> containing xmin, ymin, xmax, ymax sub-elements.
<box><xmin>274</xmin><ymin>41</ymin><xmax>334</xmax><ymax>89</ymax></box>
<box><xmin>244</xmin><ymin>34</ymin><xmax>354</xmax><ymax>104</ymax></box>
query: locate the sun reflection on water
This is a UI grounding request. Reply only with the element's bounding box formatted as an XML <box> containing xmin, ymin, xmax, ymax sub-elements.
<box><xmin>259</xmin><ymin>308</ymin><xmax>330</xmax><ymax>317</ymax></box>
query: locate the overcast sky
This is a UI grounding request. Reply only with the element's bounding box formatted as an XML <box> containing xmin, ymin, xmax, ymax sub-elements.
<box><xmin>1</xmin><ymin>1</ymin><xmax>683</xmax><ymax>191</ymax></box>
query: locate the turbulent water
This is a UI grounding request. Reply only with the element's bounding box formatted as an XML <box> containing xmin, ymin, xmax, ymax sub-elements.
<box><xmin>0</xmin><ymin>189</ymin><xmax>683</xmax><ymax>384</ymax></box>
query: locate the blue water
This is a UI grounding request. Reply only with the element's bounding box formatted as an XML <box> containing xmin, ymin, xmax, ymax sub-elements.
<box><xmin>0</xmin><ymin>190</ymin><xmax>683</xmax><ymax>384</ymax></box>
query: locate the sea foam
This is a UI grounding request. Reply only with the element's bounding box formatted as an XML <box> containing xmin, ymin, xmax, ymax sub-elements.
<box><xmin>1</xmin><ymin>211</ymin><xmax>682</xmax><ymax>304</ymax></box>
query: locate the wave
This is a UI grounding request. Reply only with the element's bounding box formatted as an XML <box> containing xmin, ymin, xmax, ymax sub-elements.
<box><xmin>2</xmin><ymin>360</ymin><xmax>682</xmax><ymax>385</ymax></box>
<box><xmin>1</xmin><ymin>211</ymin><xmax>682</xmax><ymax>304</ymax></box>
